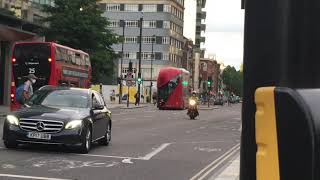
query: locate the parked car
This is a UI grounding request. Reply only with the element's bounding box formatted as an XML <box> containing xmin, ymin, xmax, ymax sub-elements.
<box><xmin>214</xmin><ymin>97</ymin><xmax>225</xmax><ymax>105</ymax></box>
<box><xmin>2</xmin><ymin>86</ymin><xmax>112</xmax><ymax>154</ymax></box>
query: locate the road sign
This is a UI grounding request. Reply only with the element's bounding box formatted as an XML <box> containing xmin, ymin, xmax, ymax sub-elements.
<box><xmin>126</xmin><ymin>80</ymin><xmax>135</xmax><ymax>87</ymax></box>
<box><xmin>126</xmin><ymin>71</ymin><xmax>135</xmax><ymax>86</ymax></box>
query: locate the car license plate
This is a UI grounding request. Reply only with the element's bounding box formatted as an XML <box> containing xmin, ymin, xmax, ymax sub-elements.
<box><xmin>27</xmin><ymin>132</ymin><xmax>51</xmax><ymax>140</ymax></box>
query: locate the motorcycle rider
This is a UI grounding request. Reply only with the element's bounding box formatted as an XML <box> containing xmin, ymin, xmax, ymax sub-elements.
<box><xmin>187</xmin><ymin>91</ymin><xmax>199</xmax><ymax>116</ymax></box>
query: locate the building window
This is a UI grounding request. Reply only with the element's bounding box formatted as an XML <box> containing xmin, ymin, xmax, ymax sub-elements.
<box><xmin>108</xmin><ymin>20</ymin><xmax>119</xmax><ymax>28</ymax></box>
<box><xmin>141</xmin><ymin>52</ymin><xmax>154</xmax><ymax>60</ymax></box>
<box><xmin>143</xmin><ymin>20</ymin><xmax>156</xmax><ymax>28</ymax></box>
<box><xmin>143</xmin><ymin>4</ymin><xmax>157</xmax><ymax>12</ymax></box>
<box><xmin>124</xmin><ymin>36</ymin><xmax>138</xmax><ymax>44</ymax></box>
<box><xmin>164</xmin><ymin>5</ymin><xmax>171</xmax><ymax>12</ymax></box>
<box><xmin>125</xmin><ymin>4</ymin><xmax>138</xmax><ymax>12</ymax></box>
<box><xmin>163</xmin><ymin>53</ymin><xmax>169</xmax><ymax>60</ymax></box>
<box><xmin>142</xmin><ymin>36</ymin><xmax>155</xmax><ymax>44</ymax></box>
<box><xmin>162</xmin><ymin>37</ymin><xmax>170</xmax><ymax>44</ymax></box>
<box><xmin>163</xmin><ymin>21</ymin><xmax>170</xmax><ymax>29</ymax></box>
<box><xmin>123</xmin><ymin>68</ymin><xmax>137</xmax><ymax>74</ymax></box>
<box><xmin>123</xmin><ymin>52</ymin><xmax>137</xmax><ymax>59</ymax></box>
<box><xmin>125</xmin><ymin>20</ymin><xmax>139</xmax><ymax>27</ymax></box>
<box><xmin>106</xmin><ymin>4</ymin><xmax>121</xmax><ymax>11</ymax></box>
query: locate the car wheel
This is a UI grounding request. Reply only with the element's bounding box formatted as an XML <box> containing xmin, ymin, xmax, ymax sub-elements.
<box><xmin>4</xmin><ymin>140</ymin><xmax>17</xmax><ymax>149</ymax></box>
<box><xmin>79</xmin><ymin>127</ymin><xmax>91</xmax><ymax>154</ymax></box>
<box><xmin>98</xmin><ymin>122</ymin><xmax>111</xmax><ymax>146</ymax></box>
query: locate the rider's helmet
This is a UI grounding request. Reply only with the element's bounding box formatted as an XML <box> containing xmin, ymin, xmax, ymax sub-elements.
<box><xmin>192</xmin><ymin>91</ymin><xmax>197</xmax><ymax>97</ymax></box>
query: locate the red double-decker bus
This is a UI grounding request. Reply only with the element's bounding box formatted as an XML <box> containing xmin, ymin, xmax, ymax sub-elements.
<box><xmin>10</xmin><ymin>42</ymin><xmax>91</xmax><ymax>110</ymax></box>
<box><xmin>157</xmin><ymin>67</ymin><xmax>191</xmax><ymax>110</ymax></box>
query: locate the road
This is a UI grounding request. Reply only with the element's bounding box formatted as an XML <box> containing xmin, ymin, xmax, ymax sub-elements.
<box><xmin>0</xmin><ymin>104</ymin><xmax>241</xmax><ymax>180</ymax></box>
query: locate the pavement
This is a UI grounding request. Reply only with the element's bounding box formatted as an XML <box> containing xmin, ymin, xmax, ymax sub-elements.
<box><xmin>0</xmin><ymin>105</ymin><xmax>9</xmax><ymax>117</ymax></box>
<box><xmin>106</xmin><ymin>102</ymin><xmax>149</xmax><ymax>109</ymax></box>
<box><xmin>0</xmin><ymin>104</ymin><xmax>241</xmax><ymax>180</ymax></box>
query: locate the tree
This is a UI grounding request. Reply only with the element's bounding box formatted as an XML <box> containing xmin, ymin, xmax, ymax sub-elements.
<box><xmin>41</xmin><ymin>0</ymin><xmax>119</xmax><ymax>83</ymax></box>
<box><xmin>222</xmin><ymin>65</ymin><xmax>243</xmax><ymax>96</ymax></box>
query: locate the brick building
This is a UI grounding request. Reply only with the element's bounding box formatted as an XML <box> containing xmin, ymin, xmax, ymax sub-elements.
<box><xmin>199</xmin><ymin>58</ymin><xmax>220</xmax><ymax>95</ymax></box>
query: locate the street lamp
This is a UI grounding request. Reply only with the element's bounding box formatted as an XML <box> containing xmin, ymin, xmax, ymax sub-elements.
<box><xmin>119</xmin><ymin>20</ymin><xmax>125</xmax><ymax>104</ymax></box>
<box><xmin>149</xmin><ymin>35</ymin><xmax>155</xmax><ymax>103</ymax></box>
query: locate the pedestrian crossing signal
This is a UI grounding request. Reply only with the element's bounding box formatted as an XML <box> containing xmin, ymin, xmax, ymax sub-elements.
<box><xmin>182</xmin><ymin>81</ymin><xmax>188</xmax><ymax>86</ymax></box>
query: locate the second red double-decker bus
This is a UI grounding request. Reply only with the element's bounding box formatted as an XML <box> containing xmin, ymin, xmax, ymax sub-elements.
<box><xmin>157</xmin><ymin>67</ymin><xmax>190</xmax><ymax>110</ymax></box>
<box><xmin>10</xmin><ymin>42</ymin><xmax>91</xmax><ymax>110</ymax></box>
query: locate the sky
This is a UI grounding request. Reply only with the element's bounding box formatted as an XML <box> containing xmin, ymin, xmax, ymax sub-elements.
<box><xmin>184</xmin><ymin>0</ymin><xmax>245</xmax><ymax>69</ymax></box>
<box><xmin>204</xmin><ymin>0</ymin><xmax>244</xmax><ymax>69</ymax></box>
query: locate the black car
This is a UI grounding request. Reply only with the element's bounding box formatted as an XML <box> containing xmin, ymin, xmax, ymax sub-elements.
<box><xmin>2</xmin><ymin>86</ymin><xmax>112</xmax><ymax>153</ymax></box>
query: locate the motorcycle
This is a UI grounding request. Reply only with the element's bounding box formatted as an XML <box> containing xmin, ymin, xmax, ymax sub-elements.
<box><xmin>187</xmin><ymin>99</ymin><xmax>199</xmax><ymax>120</ymax></box>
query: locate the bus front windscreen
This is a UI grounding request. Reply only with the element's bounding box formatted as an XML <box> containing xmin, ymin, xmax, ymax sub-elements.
<box><xmin>12</xmin><ymin>43</ymin><xmax>52</xmax><ymax>90</ymax></box>
<box><xmin>157</xmin><ymin>75</ymin><xmax>180</xmax><ymax>102</ymax></box>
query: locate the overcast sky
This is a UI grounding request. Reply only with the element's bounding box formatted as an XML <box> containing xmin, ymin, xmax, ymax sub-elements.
<box><xmin>203</xmin><ymin>0</ymin><xmax>244</xmax><ymax>69</ymax></box>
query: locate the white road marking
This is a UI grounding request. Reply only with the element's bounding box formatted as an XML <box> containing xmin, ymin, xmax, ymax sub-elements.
<box><xmin>1</xmin><ymin>164</ymin><xmax>16</xmax><ymax>169</ymax></box>
<box><xmin>175</xmin><ymin>140</ymin><xmax>226</xmax><ymax>144</ymax></box>
<box><xmin>122</xmin><ymin>158</ymin><xmax>133</xmax><ymax>164</ymax></box>
<box><xmin>0</xmin><ymin>174</ymin><xmax>71</xmax><ymax>180</ymax></box>
<box><xmin>76</xmin><ymin>154</ymin><xmax>142</xmax><ymax>160</ymax></box>
<box><xmin>213</xmin><ymin>155</ymin><xmax>240</xmax><ymax>180</ymax></box>
<box><xmin>198</xmin><ymin>149</ymin><xmax>239</xmax><ymax>180</ymax></box>
<box><xmin>141</xmin><ymin>143</ymin><xmax>171</xmax><ymax>160</ymax></box>
<box><xmin>189</xmin><ymin>143</ymin><xmax>240</xmax><ymax>180</ymax></box>
<box><xmin>194</xmin><ymin>147</ymin><xmax>222</xmax><ymax>152</ymax></box>
<box><xmin>232</xmin><ymin>117</ymin><xmax>241</xmax><ymax>120</ymax></box>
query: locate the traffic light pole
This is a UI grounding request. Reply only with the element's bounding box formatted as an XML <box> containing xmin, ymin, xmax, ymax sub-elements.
<box><xmin>138</xmin><ymin>17</ymin><xmax>143</xmax><ymax>106</ymax></box>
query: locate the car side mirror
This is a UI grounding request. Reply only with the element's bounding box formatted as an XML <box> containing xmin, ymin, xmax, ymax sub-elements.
<box><xmin>93</xmin><ymin>104</ymin><xmax>104</xmax><ymax>110</ymax></box>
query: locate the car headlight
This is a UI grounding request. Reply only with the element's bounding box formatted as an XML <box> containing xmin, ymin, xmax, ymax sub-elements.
<box><xmin>65</xmin><ymin>120</ymin><xmax>83</xmax><ymax>129</ymax></box>
<box><xmin>189</xmin><ymin>100</ymin><xmax>196</xmax><ymax>106</ymax></box>
<box><xmin>6</xmin><ymin>115</ymin><xmax>19</xmax><ymax>126</ymax></box>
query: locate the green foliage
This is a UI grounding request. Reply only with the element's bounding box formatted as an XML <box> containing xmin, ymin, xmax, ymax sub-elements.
<box><xmin>222</xmin><ymin>66</ymin><xmax>243</xmax><ymax>96</ymax></box>
<box><xmin>41</xmin><ymin>0</ymin><xmax>119</xmax><ymax>83</ymax></box>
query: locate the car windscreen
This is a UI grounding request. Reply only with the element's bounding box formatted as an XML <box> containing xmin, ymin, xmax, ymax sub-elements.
<box><xmin>27</xmin><ymin>89</ymin><xmax>89</xmax><ymax>108</ymax></box>
<box><xmin>13</xmin><ymin>43</ymin><xmax>51</xmax><ymax>90</ymax></box>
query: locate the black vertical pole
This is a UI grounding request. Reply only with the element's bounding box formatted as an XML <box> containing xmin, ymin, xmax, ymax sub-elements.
<box><xmin>119</xmin><ymin>20</ymin><xmax>125</xmax><ymax>104</ymax></box>
<box><xmin>241</xmin><ymin>0</ymin><xmax>320</xmax><ymax>180</ymax></box>
<box><xmin>138</xmin><ymin>17</ymin><xmax>143</xmax><ymax>106</ymax></box>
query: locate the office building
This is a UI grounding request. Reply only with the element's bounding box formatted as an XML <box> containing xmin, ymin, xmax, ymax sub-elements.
<box><xmin>100</xmin><ymin>0</ymin><xmax>185</xmax><ymax>87</ymax></box>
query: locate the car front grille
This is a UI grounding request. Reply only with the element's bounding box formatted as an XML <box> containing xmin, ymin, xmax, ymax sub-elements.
<box><xmin>19</xmin><ymin>118</ymin><xmax>64</xmax><ymax>133</ymax></box>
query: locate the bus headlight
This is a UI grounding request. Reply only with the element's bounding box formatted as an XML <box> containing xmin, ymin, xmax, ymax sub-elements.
<box><xmin>189</xmin><ymin>100</ymin><xmax>196</xmax><ymax>106</ymax></box>
<box><xmin>6</xmin><ymin>115</ymin><xmax>19</xmax><ymax>126</ymax></box>
<box><xmin>65</xmin><ymin>120</ymin><xmax>83</xmax><ymax>129</ymax></box>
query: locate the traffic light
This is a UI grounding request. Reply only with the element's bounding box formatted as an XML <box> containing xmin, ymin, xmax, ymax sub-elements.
<box><xmin>137</xmin><ymin>77</ymin><xmax>142</xmax><ymax>84</ymax></box>
<box><xmin>182</xmin><ymin>81</ymin><xmax>188</xmax><ymax>86</ymax></box>
<box><xmin>207</xmin><ymin>77</ymin><xmax>213</xmax><ymax>90</ymax></box>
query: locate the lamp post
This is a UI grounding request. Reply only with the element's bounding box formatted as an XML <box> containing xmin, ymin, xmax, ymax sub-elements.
<box><xmin>137</xmin><ymin>16</ymin><xmax>143</xmax><ymax>106</ymax></box>
<box><xmin>150</xmin><ymin>35</ymin><xmax>155</xmax><ymax>103</ymax></box>
<box><xmin>119</xmin><ymin>20</ymin><xmax>125</xmax><ymax>104</ymax></box>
